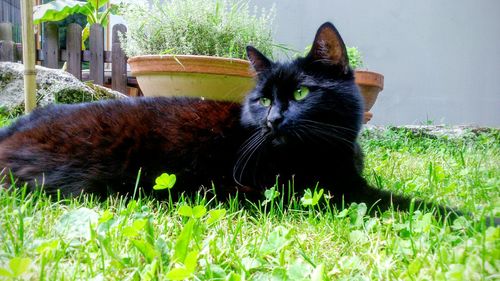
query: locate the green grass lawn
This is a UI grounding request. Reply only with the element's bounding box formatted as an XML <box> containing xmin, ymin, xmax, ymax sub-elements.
<box><xmin>0</xmin><ymin>124</ymin><xmax>498</xmax><ymax>280</ymax></box>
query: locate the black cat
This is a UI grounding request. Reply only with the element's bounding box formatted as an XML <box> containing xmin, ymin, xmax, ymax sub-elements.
<box><xmin>0</xmin><ymin>22</ymin><xmax>460</xmax><ymax>218</ymax></box>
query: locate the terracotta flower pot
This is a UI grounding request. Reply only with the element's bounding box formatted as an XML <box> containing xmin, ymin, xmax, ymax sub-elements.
<box><xmin>355</xmin><ymin>70</ymin><xmax>384</xmax><ymax>123</ymax></box>
<box><xmin>129</xmin><ymin>56</ymin><xmax>384</xmax><ymax>124</ymax></box>
<box><xmin>128</xmin><ymin>55</ymin><xmax>255</xmax><ymax>102</ymax></box>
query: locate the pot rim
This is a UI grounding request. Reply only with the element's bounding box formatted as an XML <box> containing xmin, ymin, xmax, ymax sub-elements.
<box><xmin>354</xmin><ymin>69</ymin><xmax>384</xmax><ymax>90</ymax></box>
<box><xmin>128</xmin><ymin>54</ymin><xmax>254</xmax><ymax>78</ymax></box>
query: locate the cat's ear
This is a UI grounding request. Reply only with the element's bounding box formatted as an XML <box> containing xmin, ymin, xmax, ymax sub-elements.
<box><xmin>246</xmin><ymin>46</ymin><xmax>272</xmax><ymax>74</ymax></box>
<box><xmin>307</xmin><ymin>22</ymin><xmax>349</xmax><ymax>72</ymax></box>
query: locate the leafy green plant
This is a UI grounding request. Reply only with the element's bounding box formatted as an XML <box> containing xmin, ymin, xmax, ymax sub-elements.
<box><xmin>347</xmin><ymin>46</ymin><xmax>364</xmax><ymax>69</ymax></box>
<box><xmin>119</xmin><ymin>0</ymin><xmax>276</xmax><ymax>59</ymax></box>
<box><xmin>0</xmin><ymin>257</ymin><xmax>32</xmax><ymax>280</ymax></box>
<box><xmin>300</xmin><ymin>187</ymin><xmax>324</xmax><ymax>208</ymax></box>
<box><xmin>0</xmin><ymin>113</ymin><xmax>13</xmax><ymax>127</ymax></box>
<box><xmin>33</xmin><ymin>0</ymin><xmax>121</xmax><ymax>48</ymax></box>
<box><xmin>152</xmin><ymin>172</ymin><xmax>176</xmax><ymax>191</ymax></box>
<box><xmin>298</xmin><ymin>45</ymin><xmax>364</xmax><ymax>69</ymax></box>
<box><xmin>262</xmin><ymin>186</ymin><xmax>280</xmax><ymax>206</ymax></box>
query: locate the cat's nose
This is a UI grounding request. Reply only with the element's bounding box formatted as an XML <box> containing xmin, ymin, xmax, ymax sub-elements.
<box><xmin>266</xmin><ymin>114</ymin><xmax>283</xmax><ymax>130</ymax></box>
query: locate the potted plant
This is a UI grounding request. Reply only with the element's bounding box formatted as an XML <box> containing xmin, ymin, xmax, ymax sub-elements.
<box><xmin>119</xmin><ymin>0</ymin><xmax>275</xmax><ymax>102</ymax></box>
<box><xmin>348</xmin><ymin>47</ymin><xmax>384</xmax><ymax>124</ymax></box>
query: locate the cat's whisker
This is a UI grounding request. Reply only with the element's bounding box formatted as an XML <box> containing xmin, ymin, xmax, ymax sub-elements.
<box><xmin>311</xmin><ymin>128</ymin><xmax>355</xmax><ymax>148</ymax></box>
<box><xmin>299</xmin><ymin>119</ymin><xmax>359</xmax><ymax>134</ymax></box>
<box><xmin>290</xmin><ymin>128</ymin><xmax>306</xmax><ymax>144</ymax></box>
<box><xmin>233</xmin><ymin>132</ymin><xmax>269</xmax><ymax>185</ymax></box>
<box><xmin>234</xmin><ymin>139</ymin><xmax>264</xmax><ymax>185</ymax></box>
<box><xmin>294</xmin><ymin>126</ymin><xmax>331</xmax><ymax>147</ymax></box>
<box><xmin>298</xmin><ymin>124</ymin><xmax>355</xmax><ymax>151</ymax></box>
<box><xmin>235</xmin><ymin>134</ymin><xmax>263</xmax><ymax>171</ymax></box>
<box><xmin>236</xmin><ymin>136</ymin><xmax>267</xmax><ymax>186</ymax></box>
<box><xmin>239</xmin><ymin>131</ymin><xmax>267</xmax><ymax>159</ymax></box>
<box><xmin>235</xmin><ymin>132</ymin><xmax>265</xmax><ymax>167</ymax></box>
<box><xmin>298</xmin><ymin>121</ymin><xmax>357</xmax><ymax>141</ymax></box>
<box><xmin>305</xmin><ymin>125</ymin><xmax>355</xmax><ymax>142</ymax></box>
<box><xmin>238</xmin><ymin>129</ymin><xmax>261</xmax><ymax>150</ymax></box>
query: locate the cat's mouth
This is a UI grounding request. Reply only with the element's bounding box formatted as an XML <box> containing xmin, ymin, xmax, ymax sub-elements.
<box><xmin>270</xmin><ymin>135</ymin><xmax>287</xmax><ymax>146</ymax></box>
<box><xmin>261</xmin><ymin>127</ymin><xmax>289</xmax><ymax>146</ymax></box>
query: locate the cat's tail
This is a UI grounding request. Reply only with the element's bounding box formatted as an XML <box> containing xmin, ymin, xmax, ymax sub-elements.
<box><xmin>354</xmin><ymin>182</ymin><xmax>500</xmax><ymax>227</ymax></box>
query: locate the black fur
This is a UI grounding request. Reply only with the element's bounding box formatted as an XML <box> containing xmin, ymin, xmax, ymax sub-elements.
<box><xmin>237</xmin><ymin>22</ymin><xmax>411</xmax><ymax>211</ymax></box>
<box><xmin>1</xmin><ymin>22</ymin><xmax>486</xmax><ymax>223</ymax></box>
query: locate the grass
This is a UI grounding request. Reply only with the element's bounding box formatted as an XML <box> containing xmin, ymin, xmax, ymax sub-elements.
<box><xmin>0</xmin><ymin>125</ymin><xmax>499</xmax><ymax>280</ymax></box>
<box><xmin>0</xmin><ymin>114</ymin><xmax>12</xmax><ymax>127</ymax></box>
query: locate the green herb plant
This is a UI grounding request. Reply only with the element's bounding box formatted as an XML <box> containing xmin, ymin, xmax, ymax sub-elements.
<box><xmin>119</xmin><ymin>0</ymin><xmax>276</xmax><ymax>59</ymax></box>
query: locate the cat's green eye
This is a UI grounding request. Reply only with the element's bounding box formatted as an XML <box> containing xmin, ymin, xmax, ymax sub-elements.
<box><xmin>293</xmin><ymin>86</ymin><xmax>310</xmax><ymax>101</ymax></box>
<box><xmin>259</xmin><ymin>97</ymin><xmax>271</xmax><ymax>107</ymax></box>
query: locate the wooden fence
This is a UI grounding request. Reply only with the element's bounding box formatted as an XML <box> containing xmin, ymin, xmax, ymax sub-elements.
<box><xmin>0</xmin><ymin>22</ymin><xmax>135</xmax><ymax>95</ymax></box>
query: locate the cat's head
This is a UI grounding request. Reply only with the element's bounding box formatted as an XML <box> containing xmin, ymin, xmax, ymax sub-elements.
<box><xmin>241</xmin><ymin>22</ymin><xmax>364</xmax><ymax>148</ymax></box>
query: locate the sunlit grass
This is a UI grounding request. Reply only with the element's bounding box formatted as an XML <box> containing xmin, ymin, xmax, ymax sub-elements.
<box><xmin>361</xmin><ymin>127</ymin><xmax>500</xmax><ymax>216</ymax></box>
<box><xmin>0</xmin><ymin>126</ymin><xmax>498</xmax><ymax>280</ymax></box>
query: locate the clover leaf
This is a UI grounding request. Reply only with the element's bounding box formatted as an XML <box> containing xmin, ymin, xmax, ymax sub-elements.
<box><xmin>153</xmin><ymin>172</ymin><xmax>177</xmax><ymax>190</ymax></box>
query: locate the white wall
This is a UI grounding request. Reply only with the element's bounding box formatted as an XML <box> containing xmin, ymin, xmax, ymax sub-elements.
<box><xmin>250</xmin><ymin>0</ymin><xmax>500</xmax><ymax>127</ymax></box>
